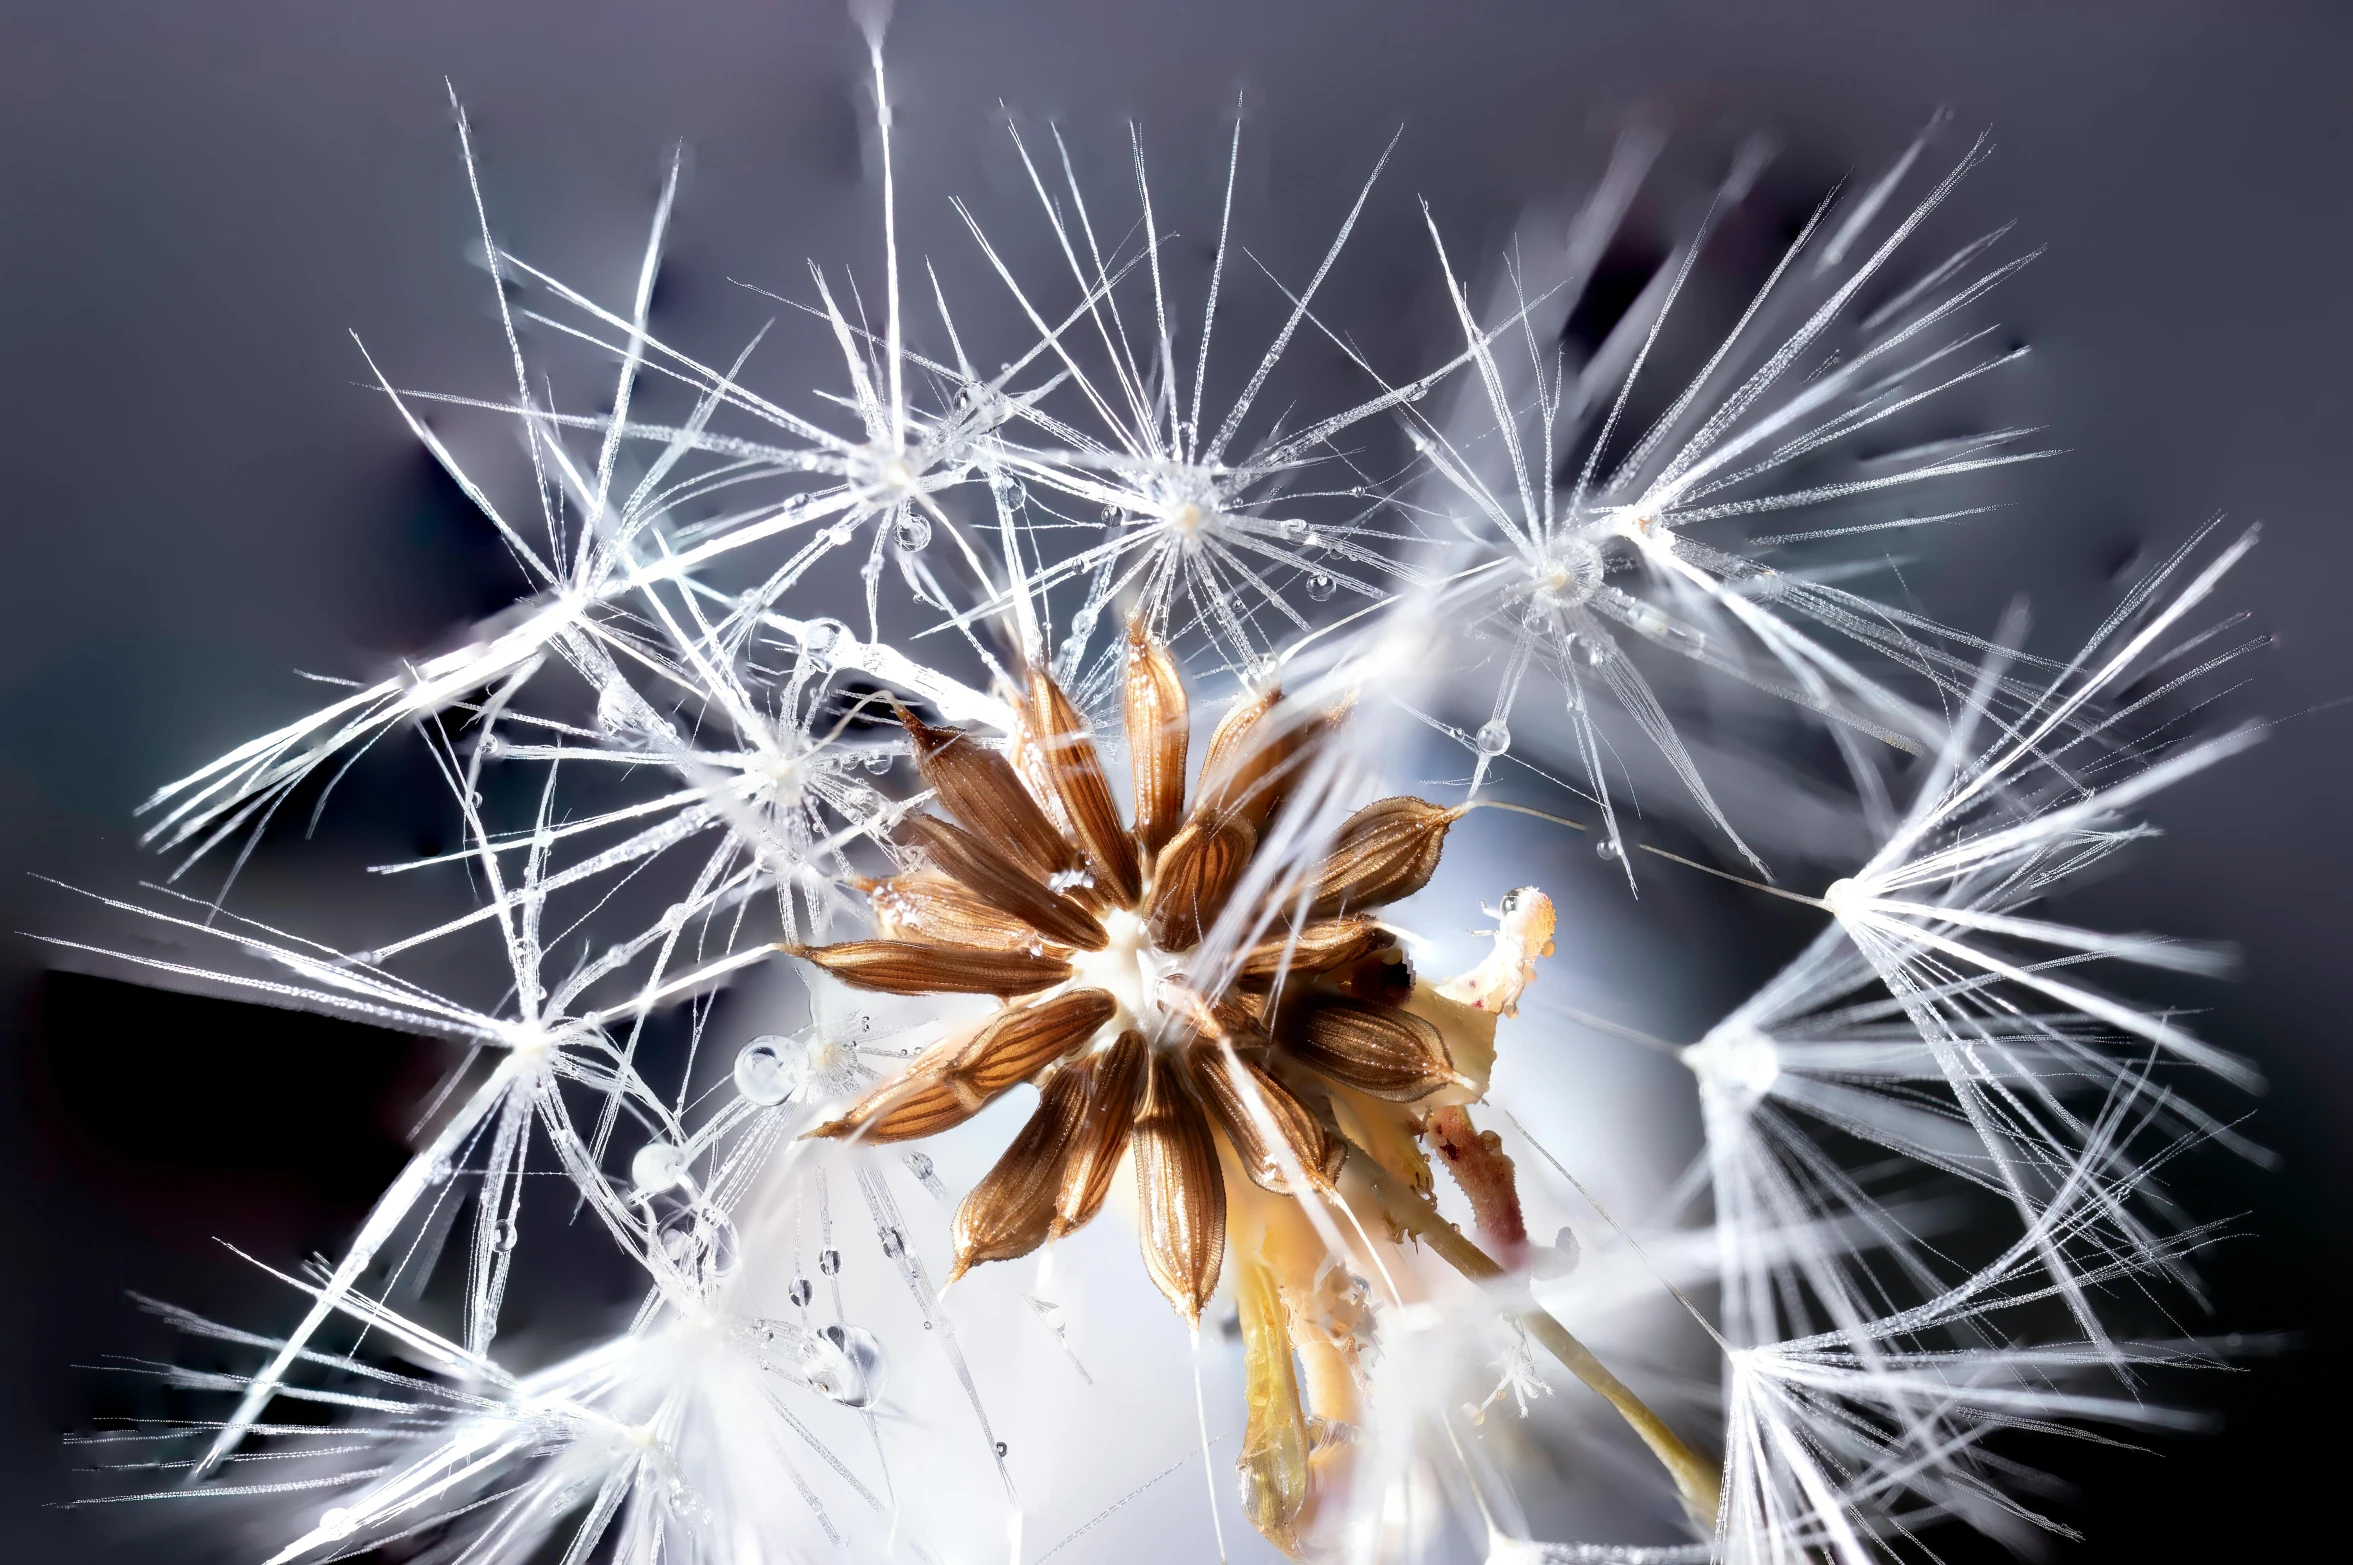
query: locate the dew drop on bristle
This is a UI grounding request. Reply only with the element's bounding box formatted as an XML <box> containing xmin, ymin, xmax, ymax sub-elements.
<box><xmin>879</xmin><ymin>1227</ymin><xmax>904</xmax><ymax>1258</ymax></box>
<box><xmin>1305</xmin><ymin>572</ymin><xmax>1335</xmax><ymax>602</ymax></box>
<box><xmin>631</xmin><ymin>1140</ymin><xmax>687</xmax><ymax>1195</ymax></box>
<box><xmin>789</xmin><ymin>1276</ymin><xmax>814</xmax><ymax>1307</ymax></box>
<box><xmin>1595</xmin><ymin>838</ymin><xmax>1622</xmax><ymax>862</ymax></box>
<box><xmin>893</xmin><ymin>515</ymin><xmax>931</xmax><ymax>553</ymax></box>
<box><xmin>735</xmin><ymin>1035</ymin><xmax>823</xmax><ymax>1106</ymax></box>
<box><xmin>818</xmin><ymin>1248</ymin><xmax>842</xmax><ymax>1276</ymax></box>
<box><xmin>491</xmin><ymin>1218</ymin><xmax>520</xmax><ymax>1253</ymax></box>
<box><xmin>996</xmin><ymin>1442</ymin><xmax>1009</xmax><ymax>1457</ymax></box>
<box><xmin>1475</xmin><ymin>720</ymin><xmax>1511</xmax><ymax>757</ymax></box>
<box><xmin>800</xmin><ymin>1323</ymin><xmax>885</xmax><ymax>1407</ymax></box>
<box><xmin>317</xmin><ymin>1508</ymin><xmax>357</xmax><ymax>1542</ymax></box>
<box><xmin>799</xmin><ymin>618</ymin><xmax>850</xmax><ymax>659</ymax></box>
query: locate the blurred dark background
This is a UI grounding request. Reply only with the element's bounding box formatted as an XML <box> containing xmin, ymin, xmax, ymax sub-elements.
<box><xmin>2</xmin><ymin>1</ymin><xmax>2346</xmax><ymax>1559</ymax></box>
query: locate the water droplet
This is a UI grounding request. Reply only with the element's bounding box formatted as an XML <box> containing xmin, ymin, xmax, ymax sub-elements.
<box><xmin>818</xmin><ymin>1248</ymin><xmax>842</xmax><ymax>1276</ymax></box>
<box><xmin>631</xmin><ymin>1140</ymin><xmax>688</xmax><ymax>1196</ymax></box>
<box><xmin>317</xmin><ymin>1507</ymin><xmax>357</xmax><ymax>1541</ymax></box>
<box><xmin>1280</xmin><ymin>518</ymin><xmax>1309</xmax><ymax>542</ymax></box>
<box><xmin>1047</xmin><ymin>866</ymin><xmax>1095</xmax><ymax>894</ymax></box>
<box><xmin>425</xmin><ymin>1155</ymin><xmax>453</xmax><ymax>1187</ymax></box>
<box><xmin>862</xmin><ymin>747</ymin><xmax>893</xmax><ymax>774</ymax></box>
<box><xmin>1069</xmin><ymin>606</ymin><xmax>1099</xmax><ymax>640</ymax></box>
<box><xmin>799</xmin><ymin>618</ymin><xmax>851</xmax><ymax>659</ymax></box>
<box><xmin>735</xmin><ymin>1034</ymin><xmax>827</xmax><ymax>1107</ymax></box>
<box><xmin>1595</xmin><ymin>838</ymin><xmax>1623</xmax><ymax>862</ymax></box>
<box><xmin>491</xmin><ymin>1218</ymin><xmax>520</xmax><ymax>1253</ymax></box>
<box><xmin>893</xmin><ymin>514</ymin><xmax>932</xmax><ymax>553</ymax></box>
<box><xmin>657</xmin><ymin>1206</ymin><xmax>739</xmax><ymax>1280</ymax></box>
<box><xmin>825</xmin><ymin>522</ymin><xmax>857</xmax><ymax>548</ymax></box>
<box><xmin>1475</xmin><ymin>719</ymin><xmax>1511</xmax><ymax>757</ymax></box>
<box><xmin>789</xmin><ymin>1276</ymin><xmax>814</xmax><ymax>1307</ymax></box>
<box><xmin>906</xmin><ymin>1152</ymin><xmax>934</xmax><ymax>1180</ymax></box>
<box><xmin>879</xmin><ymin>1228</ymin><xmax>904</xmax><ymax>1259</ymax></box>
<box><xmin>799</xmin><ymin>1322</ymin><xmax>885</xmax><ymax>1407</ymax></box>
<box><xmin>1305</xmin><ymin>572</ymin><xmax>1335</xmax><ymax>602</ymax></box>
<box><xmin>995</xmin><ymin>1441</ymin><xmax>1009</xmax><ymax>1457</ymax></box>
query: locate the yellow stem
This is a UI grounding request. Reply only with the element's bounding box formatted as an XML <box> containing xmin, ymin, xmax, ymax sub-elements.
<box><xmin>1347</xmin><ymin>1147</ymin><xmax>1723</xmax><ymax>1531</ymax></box>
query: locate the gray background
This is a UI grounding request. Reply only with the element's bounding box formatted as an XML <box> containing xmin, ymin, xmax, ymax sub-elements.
<box><xmin>2</xmin><ymin>2</ymin><xmax>2345</xmax><ymax>1559</ymax></box>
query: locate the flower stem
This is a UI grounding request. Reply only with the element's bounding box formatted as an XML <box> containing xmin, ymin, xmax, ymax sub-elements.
<box><xmin>1345</xmin><ymin>1147</ymin><xmax>1723</xmax><ymax>1531</ymax></box>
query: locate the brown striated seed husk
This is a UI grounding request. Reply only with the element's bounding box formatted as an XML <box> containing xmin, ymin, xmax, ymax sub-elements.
<box><xmin>1146</xmin><ymin>814</ymin><xmax>1258</xmax><ymax>951</ymax></box>
<box><xmin>949</xmin><ymin>1059</ymin><xmax>1096</xmax><ymax>1278</ymax></box>
<box><xmin>1028</xmin><ymin>672</ymin><xmax>1141</xmax><ymax>905</ymax></box>
<box><xmin>1306</xmin><ymin>795</ymin><xmax>1467</xmax><ymax>916</ymax></box>
<box><xmin>862</xmin><ymin>872</ymin><xmax>1042</xmax><ymax>952</ymax></box>
<box><xmin>808</xmin><ymin>1025</ymin><xmax>991</xmax><ymax>1143</ymax></box>
<box><xmin>898</xmin><ymin>814</ymin><xmax>1106</xmax><ymax>952</ymax></box>
<box><xmin>1197</xmin><ymin>683</ymin><xmax>1282</xmax><ymax>822</ymax></box>
<box><xmin>951</xmin><ymin>988</ymin><xmax>1118</xmax><ymax>1097</ymax></box>
<box><xmin>1284</xmin><ymin>993</ymin><xmax>1458</xmax><ymax>1101</ymax></box>
<box><xmin>898</xmin><ymin>708</ymin><xmax>1080</xmax><ymax>882</ymax></box>
<box><xmin>1123</xmin><ymin>625</ymin><xmax>1190</xmax><ymax>857</ymax></box>
<box><xmin>1190</xmin><ymin>1041</ymin><xmax>1343</xmax><ymax>1195</ymax></box>
<box><xmin>1133</xmin><ymin>1049</ymin><xmax>1228</xmax><ymax>1322</ymax></box>
<box><xmin>1236</xmin><ymin>916</ymin><xmax>1396</xmax><ymax>986</ymax></box>
<box><xmin>1053</xmin><ymin>1028</ymin><xmax>1146</xmax><ymax>1238</ymax></box>
<box><xmin>1201</xmin><ymin>692</ymin><xmax>1339</xmax><ymax>831</ymax></box>
<box><xmin>792</xmin><ymin>938</ymin><xmax>1072</xmax><ymax>997</ymax></box>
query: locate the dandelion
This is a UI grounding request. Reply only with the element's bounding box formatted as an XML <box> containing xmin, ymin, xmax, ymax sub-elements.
<box><xmin>57</xmin><ymin>16</ymin><xmax>2269</xmax><ymax>1565</ymax></box>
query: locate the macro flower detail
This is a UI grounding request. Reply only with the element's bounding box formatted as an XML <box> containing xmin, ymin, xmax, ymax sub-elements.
<box><xmin>46</xmin><ymin>20</ymin><xmax>2278</xmax><ymax>1565</ymax></box>
<box><xmin>798</xmin><ymin>626</ymin><xmax>1462</xmax><ymax>1306</ymax></box>
<box><xmin>786</xmin><ymin>624</ymin><xmax>1725</xmax><ymax>1555</ymax></box>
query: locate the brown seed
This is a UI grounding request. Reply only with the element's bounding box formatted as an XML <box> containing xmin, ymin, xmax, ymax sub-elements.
<box><xmin>1284</xmin><ymin>994</ymin><xmax>1458</xmax><ymax>1101</ymax></box>
<box><xmin>862</xmin><ymin>872</ymin><xmax>1041</xmax><ymax>952</ymax></box>
<box><xmin>1145</xmin><ymin>815</ymin><xmax>1257</xmax><ymax>951</ymax></box>
<box><xmin>898</xmin><ymin>708</ymin><xmax>1080</xmax><ymax>882</ymax></box>
<box><xmin>1236</xmin><ymin>916</ymin><xmax>1395</xmax><ymax>985</ymax></box>
<box><xmin>790</xmin><ymin>939</ymin><xmax>1071</xmax><ymax>997</ymax></box>
<box><xmin>1028</xmin><ymin>672</ymin><xmax>1141</xmax><ymax>905</ymax></box>
<box><xmin>1124</xmin><ymin>625</ymin><xmax>1190</xmax><ymax>857</ymax></box>
<box><xmin>1197</xmin><ymin>683</ymin><xmax>1281</xmax><ymax>820</ymax></box>
<box><xmin>949</xmin><ymin>1060</ymin><xmax>1096</xmax><ymax>1279</ymax></box>
<box><xmin>952</xmin><ymin>988</ymin><xmax>1118</xmax><ymax>1097</ymax></box>
<box><xmin>1198</xmin><ymin>687</ymin><xmax>1336</xmax><ymax>830</ymax></box>
<box><xmin>1190</xmin><ymin>1041</ymin><xmax>1343</xmax><ymax>1195</ymax></box>
<box><xmin>898</xmin><ymin>814</ymin><xmax>1106</xmax><ymax>952</ymax></box>
<box><xmin>807</xmin><ymin>1025</ymin><xmax>990</xmax><ymax>1143</ymax></box>
<box><xmin>1133</xmin><ymin>1050</ymin><xmax>1228</xmax><ymax>1323</ymax></box>
<box><xmin>1306</xmin><ymin>795</ymin><xmax>1467</xmax><ymax>916</ymax></box>
<box><xmin>1053</xmin><ymin>1028</ymin><xmax>1146</xmax><ymax>1238</ymax></box>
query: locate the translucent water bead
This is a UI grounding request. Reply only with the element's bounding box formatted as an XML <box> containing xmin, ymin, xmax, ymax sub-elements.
<box><xmin>893</xmin><ymin>514</ymin><xmax>931</xmax><ymax>553</ymax></box>
<box><xmin>798</xmin><ymin>1323</ymin><xmax>885</xmax><ymax>1408</ymax></box>
<box><xmin>631</xmin><ymin>1140</ymin><xmax>688</xmax><ymax>1195</ymax></box>
<box><xmin>1475</xmin><ymin>719</ymin><xmax>1512</xmax><ymax>757</ymax></box>
<box><xmin>734</xmin><ymin>1033</ymin><xmax>827</xmax><ymax>1106</ymax></box>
